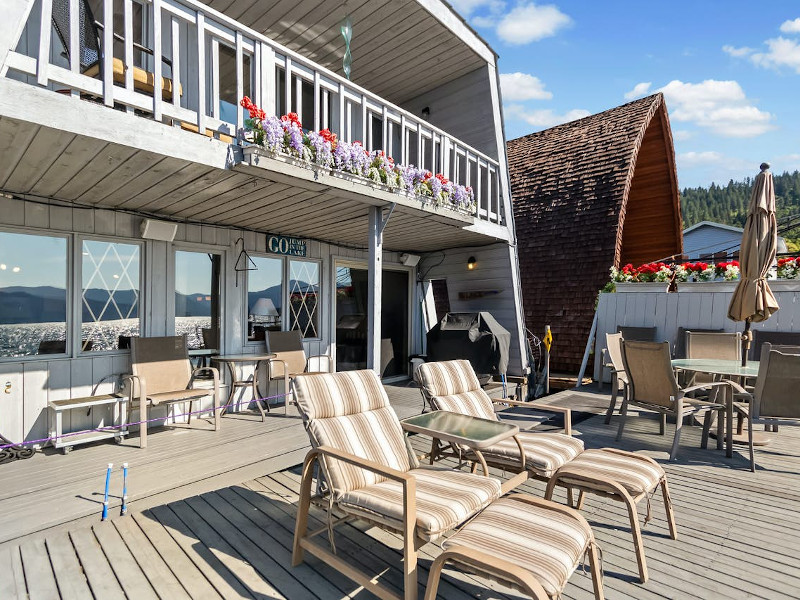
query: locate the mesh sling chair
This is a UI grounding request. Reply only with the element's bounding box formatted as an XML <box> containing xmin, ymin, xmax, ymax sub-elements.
<box><xmin>416</xmin><ymin>360</ymin><xmax>676</xmax><ymax>583</ymax></box>
<box><xmin>617</xmin><ymin>340</ymin><xmax>729</xmax><ymax>461</ymax></box>
<box><xmin>51</xmin><ymin>0</ymin><xmax>179</xmax><ymax>100</ymax></box>
<box><xmin>127</xmin><ymin>335</ymin><xmax>220</xmax><ymax>448</ymax></box>
<box><xmin>265</xmin><ymin>330</ymin><xmax>332</xmax><ymax>413</ymax></box>
<box><xmin>729</xmin><ymin>348</ymin><xmax>800</xmax><ymax>471</ymax></box>
<box><xmin>603</xmin><ymin>332</ymin><xmax>627</xmax><ymax>424</ymax></box>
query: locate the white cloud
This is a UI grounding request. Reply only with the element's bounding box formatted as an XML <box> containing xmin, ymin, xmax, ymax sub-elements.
<box><xmin>722</xmin><ymin>44</ymin><xmax>754</xmax><ymax>58</ymax></box>
<box><xmin>657</xmin><ymin>80</ymin><xmax>773</xmax><ymax>137</ymax></box>
<box><xmin>499</xmin><ymin>72</ymin><xmax>552</xmax><ymax>101</ymax></box>
<box><xmin>672</xmin><ymin>130</ymin><xmax>693</xmax><ymax>141</ymax></box>
<box><xmin>506</xmin><ymin>104</ymin><xmax>590</xmax><ymax>128</ymax></box>
<box><xmin>450</xmin><ymin>0</ymin><xmax>506</xmax><ymax>18</ymax></box>
<box><xmin>750</xmin><ymin>36</ymin><xmax>800</xmax><ymax>73</ymax></box>
<box><xmin>779</xmin><ymin>18</ymin><xmax>800</xmax><ymax>33</ymax></box>
<box><xmin>623</xmin><ymin>82</ymin><xmax>652</xmax><ymax>100</ymax></box>
<box><xmin>677</xmin><ymin>151</ymin><xmax>725</xmax><ymax>167</ymax></box>
<box><xmin>496</xmin><ymin>3</ymin><xmax>571</xmax><ymax>45</ymax></box>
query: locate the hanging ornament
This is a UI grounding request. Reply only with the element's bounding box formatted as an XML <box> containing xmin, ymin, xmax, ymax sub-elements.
<box><xmin>341</xmin><ymin>13</ymin><xmax>352</xmax><ymax>80</ymax></box>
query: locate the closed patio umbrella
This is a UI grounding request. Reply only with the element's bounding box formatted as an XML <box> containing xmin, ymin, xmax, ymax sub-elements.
<box><xmin>727</xmin><ymin>163</ymin><xmax>780</xmax><ymax>365</ymax></box>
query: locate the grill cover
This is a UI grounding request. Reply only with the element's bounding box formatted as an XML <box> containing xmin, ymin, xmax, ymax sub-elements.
<box><xmin>426</xmin><ymin>312</ymin><xmax>510</xmax><ymax>377</ymax></box>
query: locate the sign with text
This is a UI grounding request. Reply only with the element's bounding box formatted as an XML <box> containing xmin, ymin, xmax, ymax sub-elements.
<box><xmin>267</xmin><ymin>235</ymin><xmax>307</xmax><ymax>257</ymax></box>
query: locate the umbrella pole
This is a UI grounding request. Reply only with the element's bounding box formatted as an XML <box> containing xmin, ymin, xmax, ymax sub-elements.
<box><xmin>742</xmin><ymin>318</ymin><xmax>752</xmax><ymax>367</ymax></box>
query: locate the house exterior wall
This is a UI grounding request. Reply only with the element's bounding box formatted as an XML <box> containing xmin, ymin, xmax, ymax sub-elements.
<box><xmin>683</xmin><ymin>225</ymin><xmax>743</xmax><ymax>259</ymax></box>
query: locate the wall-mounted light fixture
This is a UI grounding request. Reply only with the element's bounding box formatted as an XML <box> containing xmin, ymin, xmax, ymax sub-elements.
<box><xmin>400</xmin><ymin>253</ymin><xmax>420</xmax><ymax>267</ymax></box>
<box><xmin>467</xmin><ymin>256</ymin><xmax>477</xmax><ymax>270</ymax></box>
<box><xmin>140</xmin><ymin>218</ymin><xmax>178</xmax><ymax>241</ymax></box>
<box><xmin>421</xmin><ymin>106</ymin><xmax>430</xmax><ymax>119</ymax></box>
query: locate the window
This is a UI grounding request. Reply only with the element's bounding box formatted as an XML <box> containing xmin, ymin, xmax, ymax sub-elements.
<box><xmin>81</xmin><ymin>240</ymin><xmax>140</xmax><ymax>352</ymax></box>
<box><xmin>175</xmin><ymin>250</ymin><xmax>221</xmax><ymax>350</ymax></box>
<box><xmin>289</xmin><ymin>259</ymin><xmax>320</xmax><ymax>339</ymax></box>
<box><xmin>0</xmin><ymin>231</ymin><xmax>68</xmax><ymax>358</ymax></box>
<box><xmin>218</xmin><ymin>44</ymin><xmax>252</xmax><ymax>125</ymax></box>
<box><xmin>247</xmin><ymin>256</ymin><xmax>283</xmax><ymax>341</ymax></box>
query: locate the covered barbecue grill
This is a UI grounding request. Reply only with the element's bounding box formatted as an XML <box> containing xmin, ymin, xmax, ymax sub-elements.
<box><xmin>426</xmin><ymin>312</ymin><xmax>510</xmax><ymax>380</ymax></box>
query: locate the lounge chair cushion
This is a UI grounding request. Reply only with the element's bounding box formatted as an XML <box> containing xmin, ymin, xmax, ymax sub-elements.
<box><xmin>559</xmin><ymin>449</ymin><xmax>664</xmax><ymax>496</ymax></box>
<box><xmin>477</xmin><ymin>431</ymin><xmax>585</xmax><ymax>477</ymax></box>
<box><xmin>416</xmin><ymin>360</ymin><xmax>483</xmax><ymax>398</ymax></box>
<box><xmin>442</xmin><ymin>496</ymin><xmax>591</xmax><ymax>597</ymax></box>
<box><xmin>430</xmin><ymin>390</ymin><xmax>496</xmax><ymax>421</ymax></box>
<box><xmin>339</xmin><ymin>466</ymin><xmax>501</xmax><ymax>541</ymax></box>
<box><xmin>294</xmin><ymin>371</ymin><xmax>416</xmax><ymax>497</ymax></box>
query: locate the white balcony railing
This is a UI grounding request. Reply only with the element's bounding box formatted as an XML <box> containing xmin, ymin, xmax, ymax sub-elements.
<box><xmin>5</xmin><ymin>0</ymin><xmax>505</xmax><ymax>225</ymax></box>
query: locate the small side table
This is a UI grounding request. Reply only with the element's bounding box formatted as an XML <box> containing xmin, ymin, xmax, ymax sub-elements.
<box><xmin>48</xmin><ymin>394</ymin><xmax>127</xmax><ymax>453</ymax></box>
<box><xmin>401</xmin><ymin>410</ymin><xmax>528</xmax><ymax>493</ymax></box>
<box><xmin>213</xmin><ymin>354</ymin><xmax>275</xmax><ymax>421</ymax></box>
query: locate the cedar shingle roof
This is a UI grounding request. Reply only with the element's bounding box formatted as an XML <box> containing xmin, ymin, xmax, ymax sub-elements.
<box><xmin>508</xmin><ymin>93</ymin><xmax>682</xmax><ymax>373</ymax></box>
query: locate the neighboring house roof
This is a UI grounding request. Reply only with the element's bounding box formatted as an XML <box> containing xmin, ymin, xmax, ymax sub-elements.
<box><xmin>683</xmin><ymin>221</ymin><xmax>744</xmax><ymax>235</ymax></box>
<box><xmin>508</xmin><ymin>93</ymin><xmax>683</xmax><ymax>373</ymax></box>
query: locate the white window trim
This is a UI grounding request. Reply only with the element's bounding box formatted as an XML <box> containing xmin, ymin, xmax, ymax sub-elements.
<box><xmin>288</xmin><ymin>257</ymin><xmax>323</xmax><ymax>342</ymax></box>
<box><xmin>170</xmin><ymin>245</ymin><xmax>226</xmax><ymax>348</ymax></box>
<box><xmin>244</xmin><ymin>253</ymin><xmax>285</xmax><ymax>347</ymax></box>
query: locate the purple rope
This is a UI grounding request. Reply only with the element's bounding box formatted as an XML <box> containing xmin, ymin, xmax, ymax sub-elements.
<box><xmin>0</xmin><ymin>392</ymin><xmax>291</xmax><ymax>450</ymax></box>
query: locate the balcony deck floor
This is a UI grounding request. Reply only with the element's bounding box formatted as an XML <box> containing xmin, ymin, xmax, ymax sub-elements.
<box><xmin>1</xmin><ymin>385</ymin><xmax>799</xmax><ymax>599</ymax></box>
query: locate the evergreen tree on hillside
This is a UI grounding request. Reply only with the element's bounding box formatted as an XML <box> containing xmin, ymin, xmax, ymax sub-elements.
<box><xmin>681</xmin><ymin>170</ymin><xmax>800</xmax><ymax>250</ymax></box>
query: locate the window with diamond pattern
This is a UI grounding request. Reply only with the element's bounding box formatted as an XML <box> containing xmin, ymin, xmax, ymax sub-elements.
<box><xmin>289</xmin><ymin>260</ymin><xmax>320</xmax><ymax>339</ymax></box>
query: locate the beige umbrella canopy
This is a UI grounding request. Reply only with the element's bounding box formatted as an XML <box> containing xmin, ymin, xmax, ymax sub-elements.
<box><xmin>728</xmin><ymin>163</ymin><xmax>780</xmax><ymax>365</ymax></box>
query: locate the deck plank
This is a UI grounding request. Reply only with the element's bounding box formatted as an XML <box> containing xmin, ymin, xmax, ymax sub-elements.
<box><xmin>0</xmin><ymin>545</ymin><xmax>27</xmax><ymax>599</ymax></box>
<box><xmin>45</xmin><ymin>533</ymin><xmax>94</xmax><ymax>600</ymax></box>
<box><xmin>92</xmin><ymin>522</ymin><xmax>160</xmax><ymax>600</ymax></box>
<box><xmin>69</xmin><ymin>528</ymin><xmax>126</xmax><ymax>600</ymax></box>
<box><xmin>19</xmin><ymin>537</ymin><xmax>60</xmax><ymax>600</ymax></box>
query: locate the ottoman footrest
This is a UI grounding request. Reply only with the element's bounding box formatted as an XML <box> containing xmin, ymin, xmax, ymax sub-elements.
<box><xmin>424</xmin><ymin>494</ymin><xmax>604</xmax><ymax>600</ymax></box>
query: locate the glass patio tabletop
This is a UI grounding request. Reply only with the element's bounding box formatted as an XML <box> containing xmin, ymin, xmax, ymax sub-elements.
<box><xmin>401</xmin><ymin>411</ymin><xmax>519</xmax><ymax>449</ymax></box>
<box><xmin>671</xmin><ymin>358</ymin><xmax>760</xmax><ymax>378</ymax></box>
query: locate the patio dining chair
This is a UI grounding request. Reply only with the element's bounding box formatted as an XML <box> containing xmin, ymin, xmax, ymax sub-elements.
<box><xmin>602</xmin><ymin>332</ymin><xmax>627</xmax><ymax>424</ymax></box>
<box><xmin>730</xmin><ymin>348</ymin><xmax>800</xmax><ymax>471</ymax></box>
<box><xmin>416</xmin><ymin>359</ymin><xmax>676</xmax><ymax>583</ymax></box>
<box><xmin>685</xmin><ymin>331</ymin><xmax>742</xmax><ymax>388</ymax></box>
<box><xmin>265</xmin><ymin>330</ymin><xmax>331</xmax><ymax>413</ymax></box>
<box><xmin>128</xmin><ymin>335</ymin><xmax>220</xmax><ymax>448</ymax></box>
<box><xmin>617</xmin><ymin>340</ymin><xmax>729</xmax><ymax>460</ymax></box>
<box><xmin>290</xmin><ymin>369</ymin><xmax>502</xmax><ymax>600</ymax></box>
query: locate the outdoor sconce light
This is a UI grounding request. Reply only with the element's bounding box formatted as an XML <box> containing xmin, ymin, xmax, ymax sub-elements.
<box><xmin>467</xmin><ymin>256</ymin><xmax>477</xmax><ymax>270</ymax></box>
<box><xmin>421</xmin><ymin>106</ymin><xmax>430</xmax><ymax>119</ymax></box>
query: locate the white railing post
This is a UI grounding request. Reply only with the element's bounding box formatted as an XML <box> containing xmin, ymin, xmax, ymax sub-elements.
<box><xmin>261</xmin><ymin>43</ymin><xmax>274</xmax><ymax>116</ymax></box>
<box><xmin>295</xmin><ymin>72</ymin><xmax>302</xmax><ymax>123</ymax></box>
<box><xmin>152</xmin><ymin>0</ymin><xmax>163</xmax><ymax>121</ymax></box>
<box><xmin>37</xmin><ymin>0</ymin><xmax>52</xmax><ymax>86</ymax></box>
<box><xmin>400</xmin><ymin>115</ymin><xmax>407</xmax><ymax>164</ymax></box>
<box><xmin>337</xmin><ymin>81</ymin><xmax>345</xmax><ymax>139</ymax></box>
<box><xmin>441</xmin><ymin>137</ymin><xmax>450</xmax><ymax>179</ymax></box>
<box><xmin>235</xmin><ymin>31</ymin><xmax>243</xmax><ymax>131</ymax></box>
<box><xmin>253</xmin><ymin>40</ymin><xmax>261</xmax><ymax>107</ymax></box>
<box><xmin>381</xmin><ymin>106</ymin><xmax>388</xmax><ymax>156</ymax></box>
<box><xmin>322</xmin><ymin>89</ymin><xmax>329</xmax><ymax>129</ymax></box>
<box><xmin>195</xmin><ymin>11</ymin><xmax>205</xmax><ymax>132</ymax></box>
<box><xmin>284</xmin><ymin>56</ymin><xmax>292</xmax><ymax>114</ymax></box>
<box><xmin>210</xmin><ymin>37</ymin><xmax>220</xmax><ymax>119</ymax></box>
<box><xmin>68</xmin><ymin>0</ymin><xmax>79</xmax><ymax>96</ymax></box>
<box><xmin>361</xmin><ymin>94</ymin><xmax>367</xmax><ymax>148</ymax></box>
<box><xmin>124</xmin><ymin>0</ymin><xmax>134</xmax><ymax>107</ymax></box>
<box><xmin>476</xmin><ymin>161</ymin><xmax>483</xmax><ymax>216</ymax></box>
<box><xmin>171</xmin><ymin>17</ymin><xmax>181</xmax><ymax>110</ymax></box>
<box><xmin>102</xmin><ymin>0</ymin><xmax>114</xmax><ymax>107</ymax></box>
<box><xmin>416</xmin><ymin>123</ymin><xmax>423</xmax><ymax>171</ymax></box>
<box><xmin>313</xmin><ymin>72</ymin><xmax>320</xmax><ymax>132</ymax></box>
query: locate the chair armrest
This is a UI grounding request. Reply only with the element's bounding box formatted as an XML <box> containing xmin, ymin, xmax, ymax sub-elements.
<box><xmin>121</xmin><ymin>374</ymin><xmax>143</xmax><ymax>401</ymax></box>
<box><xmin>680</xmin><ymin>381</ymin><xmax>732</xmax><ymax>396</ymax></box>
<box><xmin>491</xmin><ymin>398</ymin><xmax>572</xmax><ymax>435</ymax></box>
<box><xmin>311</xmin><ymin>445</ymin><xmax>413</xmax><ymax>484</ymax></box>
<box><xmin>307</xmin><ymin>354</ymin><xmax>333</xmax><ymax>373</ymax></box>
<box><xmin>266</xmin><ymin>358</ymin><xmax>290</xmax><ymax>379</ymax></box>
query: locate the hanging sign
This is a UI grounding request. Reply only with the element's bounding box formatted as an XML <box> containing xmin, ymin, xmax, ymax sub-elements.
<box><xmin>267</xmin><ymin>235</ymin><xmax>307</xmax><ymax>257</ymax></box>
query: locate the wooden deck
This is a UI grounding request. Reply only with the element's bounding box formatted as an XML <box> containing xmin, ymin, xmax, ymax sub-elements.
<box><xmin>2</xmin><ymin>385</ymin><xmax>800</xmax><ymax>599</ymax></box>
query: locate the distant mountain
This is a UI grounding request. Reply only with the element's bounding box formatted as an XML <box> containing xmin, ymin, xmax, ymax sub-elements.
<box><xmin>0</xmin><ymin>286</ymin><xmax>139</xmax><ymax>323</ymax></box>
<box><xmin>681</xmin><ymin>170</ymin><xmax>800</xmax><ymax>250</ymax></box>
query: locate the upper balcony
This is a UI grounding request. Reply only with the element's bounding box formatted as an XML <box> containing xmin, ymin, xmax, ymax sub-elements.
<box><xmin>4</xmin><ymin>0</ymin><xmax>507</xmax><ymax>234</ymax></box>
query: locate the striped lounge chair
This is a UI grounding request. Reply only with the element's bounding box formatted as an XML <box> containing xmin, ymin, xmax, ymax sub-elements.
<box><xmin>416</xmin><ymin>360</ymin><xmax>677</xmax><ymax>583</ymax></box>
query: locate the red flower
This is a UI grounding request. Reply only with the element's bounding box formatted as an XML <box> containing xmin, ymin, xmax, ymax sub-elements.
<box><xmin>319</xmin><ymin>128</ymin><xmax>337</xmax><ymax>148</ymax></box>
<box><xmin>435</xmin><ymin>173</ymin><xmax>449</xmax><ymax>185</ymax></box>
<box><xmin>281</xmin><ymin>112</ymin><xmax>302</xmax><ymax>128</ymax></box>
<box><xmin>240</xmin><ymin>96</ymin><xmax>253</xmax><ymax>109</ymax></box>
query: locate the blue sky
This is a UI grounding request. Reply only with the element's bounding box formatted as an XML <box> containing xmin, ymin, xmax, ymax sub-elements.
<box><xmin>452</xmin><ymin>1</ymin><xmax>800</xmax><ymax>188</ymax></box>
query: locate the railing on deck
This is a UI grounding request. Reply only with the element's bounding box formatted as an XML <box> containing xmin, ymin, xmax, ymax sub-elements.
<box><xmin>4</xmin><ymin>0</ymin><xmax>505</xmax><ymax>224</ymax></box>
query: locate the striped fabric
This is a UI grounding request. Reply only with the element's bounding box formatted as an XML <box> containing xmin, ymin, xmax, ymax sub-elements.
<box><xmin>478</xmin><ymin>431</ymin><xmax>585</xmax><ymax>477</ymax></box>
<box><xmin>443</xmin><ymin>497</ymin><xmax>591</xmax><ymax>597</ymax></box>
<box><xmin>560</xmin><ymin>449</ymin><xmax>664</xmax><ymax>495</ymax></box>
<box><xmin>430</xmin><ymin>390</ymin><xmax>496</xmax><ymax>420</ymax></box>
<box><xmin>416</xmin><ymin>360</ymin><xmax>482</xmax><ymax>398</ymax></box>
<box><xmin>339</xmin><ymin>467</ymin><xmax>501</xmax><ymax>541</ymax></box>
<box><xmin>294</xmin><ymin>371</ymin><xmax>416</xmax><ymax>498</ymax></box>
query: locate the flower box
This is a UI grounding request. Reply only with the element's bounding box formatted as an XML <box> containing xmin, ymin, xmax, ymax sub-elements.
<box><xmin>678</xmin><ymin>281</ymin><xmax>738</xmax><ymax>292</ymax></box>
<box><xmin>616</xmin><ymin>282</ymin><xmax>670</xmax><ymax>293</ymax></box>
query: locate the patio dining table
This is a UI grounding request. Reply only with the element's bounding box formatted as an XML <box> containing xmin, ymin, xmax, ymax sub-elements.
<box><xmin>671</xmin><ymin>358</ymin><xmax>761</xmax><ymax>458</ymax></box>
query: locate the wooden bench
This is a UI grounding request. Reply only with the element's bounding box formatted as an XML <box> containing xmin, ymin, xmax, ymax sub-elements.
<box><xmin>48</xmin><ymin>394</ymin><xmax>127</xmax><ymax>453</ymax></box>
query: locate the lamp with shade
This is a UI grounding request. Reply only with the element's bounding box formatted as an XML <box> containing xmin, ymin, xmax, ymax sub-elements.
<box><xmin>249</xmin><ymin>297</ymin><xmax>280</xmax><ymax>337</ymax></box>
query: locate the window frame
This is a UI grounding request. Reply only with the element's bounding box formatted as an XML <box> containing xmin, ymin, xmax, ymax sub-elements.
<box><xmin>75</xmin><ymin>234</ymin><xmax>144</xmax><ymax>357</ymax></box>
<box><xmin>245</xmin><ymin>253</ymin><xmax>286</xmax><ymax>346</ymax></box>
<box><xmin>288</xmin><ymin>257</ymin><xmax>323</xmax><ymax>342</ymax></box>
<box><xmin>0</xmin><ymin>225</ymin><xmax>72</xmax><ymax>362</ymax></box>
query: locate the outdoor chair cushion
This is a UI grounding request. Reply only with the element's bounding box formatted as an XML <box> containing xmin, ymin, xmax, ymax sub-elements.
<box><xmin>293</xmin><ymin>371</ymin><xmax>416</xmax><ymax>498</ymax></box>
<box><xmin>442</xmin><ymin>496</ymin><xmax>592</xmax><ymax>597</ymax></box>
<box><xmin>339</xmin><ymin>466</ymin><xmax>501</xmax><ymax>541</ymax></box>
<box><xmin>478</xmin><ymin>431</ymin><xmax>585</xmax><ymax>477</ymax></box>
<box><xmin>560</xmin><ymin>449</ymin><xmax>664</xmax><ymax>496</ymax></box>
<box><xmin>146</xmin><ymin>389</ymin><xmax>209</xmax><ymax>405</ymax></box>
<box><xmin>416</xmin><ymin>359</ymin><xmax>482</xmax><ymax>398</ymax></box>
<box><xmin>430</xmin><ymin>390</ymin><xmax>496</xmax><ymax>421</ymax></box>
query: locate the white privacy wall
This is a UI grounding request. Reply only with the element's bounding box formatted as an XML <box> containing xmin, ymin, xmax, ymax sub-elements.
<box><xmin>593</xmin><ymin>282</ymin><xmax>800</xmax><ymax>382</ymax></box>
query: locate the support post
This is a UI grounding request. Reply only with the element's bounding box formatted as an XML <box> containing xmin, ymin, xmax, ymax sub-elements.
<box><xmin>367</xmin><ymin>204</ymin><xmax>395</xmax><ymax>373</ymax></box>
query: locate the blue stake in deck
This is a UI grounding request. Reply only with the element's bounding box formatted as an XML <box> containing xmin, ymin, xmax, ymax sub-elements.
<box><xmin>102</xmin><ymin>463</ymin><xmax>113</xmax><ymax>521</ymax></box>
<box><xmin>120</xmin><ymin>462</ymin><xmax>128</xmax><ymax>516</ymax></box>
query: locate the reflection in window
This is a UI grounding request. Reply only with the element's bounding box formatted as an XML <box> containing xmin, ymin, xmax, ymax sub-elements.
<box><xmin>82</xmin><ymin>240</ymin><xmax>140</xmax><ymax>351</ymax></box>
<box><xmin>290</xmin><ymin>260</ymin><xmax>320</xmax><ymax>339</ymax></box>
<box><xmin>248</xmin><ymin>257</ymin><xmax>283</xmax><ymax>340</ymax></box>
<box><xmin>175</xmin><ymin>251</ymin><xmax>221</xmax><ymax>350</ymax></box>
<box><xmin>0</xmin><ymin>231</ymin><xmax>68</xmax><ymax>358</ymax></box>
